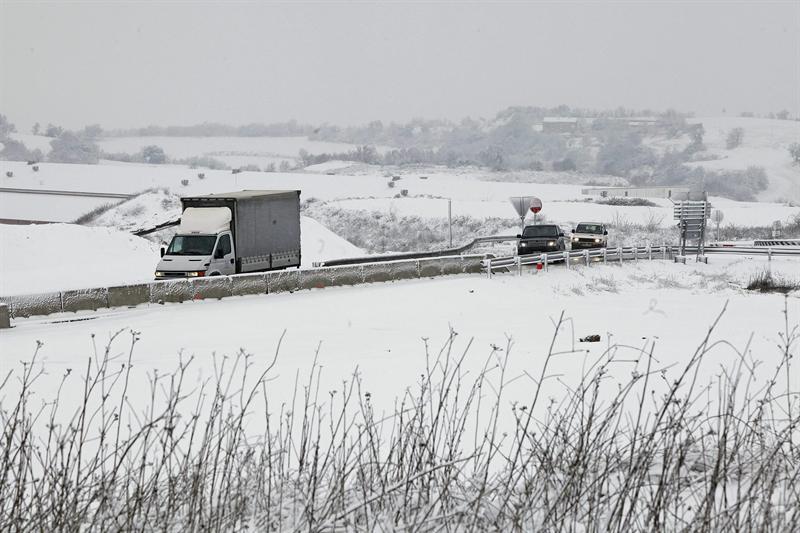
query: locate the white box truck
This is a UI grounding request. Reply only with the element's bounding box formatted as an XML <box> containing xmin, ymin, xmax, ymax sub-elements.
<box><xmin>155</xmin><ymin>190</ymin><xmax>301</xmax><ymax>279</ymax></box>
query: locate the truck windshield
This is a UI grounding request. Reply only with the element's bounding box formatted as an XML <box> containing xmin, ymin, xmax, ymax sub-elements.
<box><xmin>576</xmin><ymin>224</ymin><xmax>603</xmax><ymax>234</ymax></box>
<box><xmin>522</xmin><ymin>226</ymin><xmax>559</xmax><ymax>238</ymax></box>
<box><xmin>166</xmin><ymin>235</ymin><xmax>217</xmax><ymax>256</ymax></box>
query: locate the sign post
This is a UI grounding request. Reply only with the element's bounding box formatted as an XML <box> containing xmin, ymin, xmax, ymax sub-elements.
<box><xmin>712</xmin><ymin>209</ymin><xmax>724</xmax><ymax>242</ymax></box>
<box><xmin>509</xmin><ymin>196</ymin><xmax>543</xmax><ymax>231</ymax></box>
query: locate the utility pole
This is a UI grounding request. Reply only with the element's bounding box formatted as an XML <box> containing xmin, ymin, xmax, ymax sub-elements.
<box><xmin>448</xmin><ymin>198</ymin><xmax>452</xmax><ymax>247</ymax></box>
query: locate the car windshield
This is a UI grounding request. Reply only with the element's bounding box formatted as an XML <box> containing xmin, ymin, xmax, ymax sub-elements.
<box><xmin>576</xmin><ymin>223</ymin><xmax>603</xmax><ymax>234</ymax></box>
<box><xmin>522</xmin><ymin>225</ymin><xmax>559</xmax><ymax>238</ymax></box>
<box><xmin>166</xmin><ymin>235</ymin><xmax>217</xmax><ymax>256</ymax></box>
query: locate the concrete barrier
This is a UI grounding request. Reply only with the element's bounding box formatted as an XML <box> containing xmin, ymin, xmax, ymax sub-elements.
<box><xmin>298</xmin><ymin>265</ymin><xmax>364</xmax><ymax>290</ymax></box>
<box><xmin>62</xmin><ymin>288</ymin><xmax>109</xmax><ymax>313</ymax></box>
<box><xmin>230</xmin><ymin>273</ymin><xmax>268</xmax><ymax>297</ymax></box>
<box><xmin>362</xmin><ymin>260</ymin><xmax>420</xmax><ymax>284</ymax></box>
<box><xmin>150</xmin><ymin>279</ymin><xmax>193</xmax><ymax>304</ymax></box>
<box><xmin>108</xmin><ymin>284</ymin><xmax>150</xmax><ymax>308</ymax></box>
<box><xmin>461</xmin><ymin>256</ymin><xmax>484</xmax><ymax>274</ymax></box>
<box><xmin>266</xmin><ymin>270</ymin><xmax>300</xmax><ymax>293</ymax></box>
<box><xmin>0</xmin><ymin>303</ymin><xmax>10</xmax><ymax>329</ymax></box>
<box><xmin>2</xmin><ymin>255</ymin><xmax>491</xmax><ymax>319</ymax></box>
<box><xmin>190</xmin><ymin>276</ymin><xmax>232</xmax><ymax>300</ymax></box>
<box><xmin>419</xmin><ymin>257</ymin><xmax>464</xmax><ymax>277</ymax></box>
<box><xmin>7</xmin><ymin>292</ymin><xmax>63</xmax><ymax>318</ymax></box>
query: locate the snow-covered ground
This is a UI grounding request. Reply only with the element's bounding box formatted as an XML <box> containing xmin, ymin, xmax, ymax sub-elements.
<box><xmin>2</xmin><ymin>255</ymin><xmax>797</xmax><ymax>432</ymax></box>
<box><xmin>2</xmin><ymin>160</ymin><xmax>796</xmax><ymax>227</ymax></box>
<box><xmin>97</xmin><ymin>135</ymin><xmax>393</xmax><ymax>162</ymax></box>
<box><xmin>644</xmin><ymin>117</ymin><xmax>800</xmax><ymax>203</ymax></box>
<box><xmin>0</xmin><ymin>217</ymin><xmax>363</xmax><ymax>296</ymax></box>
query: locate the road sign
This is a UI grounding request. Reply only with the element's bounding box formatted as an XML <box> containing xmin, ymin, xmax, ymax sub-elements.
<box><xmin>529</xmin><ymin>197</ymin><xmax>542</xmax><ymax>214</ymax></box>
<box><xmin>509</xmin><ymin>196</ymin><xmax>534</xmax><ymax>218</ymax></box>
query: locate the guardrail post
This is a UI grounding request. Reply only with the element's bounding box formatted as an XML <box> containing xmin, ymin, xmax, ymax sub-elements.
<box><xmin>661</xmin><ymin>244</ymin><xmax>666</xmax><ymax>260</ymax></box>
<box><xmin>515</xmin><ymin>255</ymin><xmax>522</xmax><ymax>276</ymax></box>
<box><xmin>634</xmin><ymin>246</ymin><xmax>638</xmax><ymax>263</ymax></box>
<box><xmin>542</xmin><ymin>253</ymin><xmax>548</xmax><ymax>272</ymax></box>
<box><xmin>584</xmin><ymin>249</ymin><xmax>590</xmax><ymax>266</ymax></box>
<box><xmin>768</xmin><ymin>248</ymin><xmax>772</xmax><ymax>262</ymax></box>
<box><xmin>647</xmin><ymin>245</ymin><xmax>652</xmax><ymax>261</ymax></box>
<box><xmin>564</xmin><ymin>251</ymin><xmax>570</xmax><ymax>270</ymax></box>
<box><xmin>602</xmin><ymin>248</ymin><xmax>607</xmax><ymax>264</ymax></box>
<box><xmin>618</xmin><ymin>246</ymin><xmax>623</xmax><ymax>265</ymax></box>
<box><xmin>487</xmin><ymin>258</ymin><xmax>493</xmax><ymax>278</ymax></box>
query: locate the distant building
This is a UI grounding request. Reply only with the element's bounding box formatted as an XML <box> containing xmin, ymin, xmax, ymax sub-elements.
<box><xmin>581</xmin><ymin>186</ymin><xmax>692</xmax><ymax>200</ymax></box>
<box><xmin>542</xmin><ymin>117</ymin><xmax>578</xmax><ymax>134</ymax></box>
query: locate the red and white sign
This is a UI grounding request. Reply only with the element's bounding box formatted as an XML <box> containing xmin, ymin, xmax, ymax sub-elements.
<box><xmin>529</xmin><ymin>197</ymin><xmax>542</xmax><ymax>214</ymax></box>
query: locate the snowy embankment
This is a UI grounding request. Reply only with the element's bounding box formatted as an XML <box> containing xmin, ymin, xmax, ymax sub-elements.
<box><xmin>3</xmin><ymin>254</ymin><xmax>797</xmax><ymax>418</ymax></box>
<box><xmin>0</xmin><ymin>217</ymin><xmax>363</xmax><ymax>296</ymax></box>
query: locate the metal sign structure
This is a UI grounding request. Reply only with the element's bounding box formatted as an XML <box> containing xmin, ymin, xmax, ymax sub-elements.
<box><xmin>509</xmin><ymin>196</ymin><xmax>543</xmax><ymax>229</ymax></box>
<box><xmin>673</xmin><ymin>196</ymin><xmax>710</xmax><ymax>257</ymax></box>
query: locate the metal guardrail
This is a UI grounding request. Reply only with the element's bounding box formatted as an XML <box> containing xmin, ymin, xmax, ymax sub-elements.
<box><xmin>0</xmin><ymin>187</ymin><xmax>134</xmax><ymax>199</ymax></box>
<box><xmin>753</xmin><ymin>239</ymin><xmax>800</xmax><ymax>247</ymax></box>
<box><xmin>484</xmin><ymin>245</ymin><xmax>668</xmax><ymax>276</ymax></box>
<box><xmin>483</xmin><ymin>244</ymin><xmax>800</xmax><ymax>276</ymax></box>
<box><xmin>312</xmin><ymin>235</ymin><xmax>517</xmax><ymax>267</ymax></box>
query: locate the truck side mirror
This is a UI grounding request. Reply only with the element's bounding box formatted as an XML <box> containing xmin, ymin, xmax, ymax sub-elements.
<box><xmin>160</xmin><ymin>247</ymin><xmax>166</xmax><ymax>257</ymax></box>
<box><xmin>559</xmin><ymin>232</ymin><xmax>565</xmax><ymax>237</ymax></box>
<box><xmin>603</xmin><ymin>230</ymin><xmax>608</xmax><ymax>235</ymax></box>
<box><xmin>571</xmin><ymin>228</ymin><xmax>576</xmax><ymax>233</ymax></box>
<box><xmin>516</xmin><ymin>234</ymin><xmax>522</xmax><ymax>239</ymax></box>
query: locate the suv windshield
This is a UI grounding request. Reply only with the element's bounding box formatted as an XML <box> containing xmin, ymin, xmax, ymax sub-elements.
<box><xmin>522</xmin><ymin>225</ymin><xmax>559</xmax><ymax>238</ymax></box>
<box><xmin>166</xmin><ymin>235</ymin><xmax>217</xmax><ymax>256</ymax></box>
<box><xmin>576</xmin><ymin>223</ymin><xmax>604</xmax><ymax>234</ymax></box>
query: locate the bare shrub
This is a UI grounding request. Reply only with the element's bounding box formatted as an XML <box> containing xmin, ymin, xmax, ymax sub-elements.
<box><xmin>1</xmin><ymin>308</ymin><xmax>797</xmax><ymax>530</ymax></box>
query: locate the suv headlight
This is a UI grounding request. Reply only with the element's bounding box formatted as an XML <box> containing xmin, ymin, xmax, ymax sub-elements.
<box><xmin>572</xmin><ymin>237</ymin><xmax>579</xmax><ymax>242</ymax></box>
<box><xmin>595</xmin><ymin>238</ymin><xmax>601</xmax><ymax>242</ymax></box>
<box><xmin>548</xmin><ymin>241</ymin><xmax>555</xmax><ymax>246</ymax></box>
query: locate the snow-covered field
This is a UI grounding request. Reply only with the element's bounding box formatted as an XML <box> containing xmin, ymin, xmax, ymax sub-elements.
<box><xmin>2</xmin><ymin>159</ymin><xmax>797</xmax><ymax>227</ymax></box>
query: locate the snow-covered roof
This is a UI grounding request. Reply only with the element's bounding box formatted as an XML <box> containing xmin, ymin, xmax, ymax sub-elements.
<box><xmin>178</xmin><ymin>207</ymin><xmax>231</xmax><ymax>234</ymax></box>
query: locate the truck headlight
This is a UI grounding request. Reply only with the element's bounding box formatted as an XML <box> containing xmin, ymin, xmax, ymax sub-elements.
<box><xmin>186</xmin><ymin>271</ymin><xmax>205</xmax><ymax>277</ymax></box>
<box><xmin>520</xmin><ymin>242</ymin><xmax>527</xmax><ymax>247</ymax></box>
<box><xmin>548</xmin><ymin>241</ymin><xmax>555</xmax><ymax>246</ymax></box>
<box><xmin>155</xmin><ymin>271</ymin><xmax>165</xmax><ymax>278</ymax></box>
<box><xmin>595</xmin><ymin>238</ymin><xmax>601</xmax><ymax>243</ymax></box>
<box><xmin>572</xmin><ymin>237</ymin><xmax>579</xmax><ymax>242</ymax></box>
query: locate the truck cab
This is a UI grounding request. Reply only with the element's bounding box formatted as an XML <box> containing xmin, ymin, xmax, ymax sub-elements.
<box><xmin>570</xmin><ymin>222</ymin><xmax>608</xmax><ymax>249</ymax></box>
<box><xmin>155</xmin><ymin>207</ymin><xmax>236</xmax><ymax>279</ymax></box>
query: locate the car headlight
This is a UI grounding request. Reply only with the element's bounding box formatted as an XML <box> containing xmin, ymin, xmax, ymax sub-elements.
<box><xmin>520</xmin><ymin>242</ymin><xmax>527</xmax><ymax>247</ymax></box>
<box><xmin>572</xmin><ymin>237</ymin><xmax>578</xmax><ymax>242</ymax></box>
<box><xmin>548</xmin><ymin>241</ymin><xmax>555</xmax><ymax>246</ymax></box>
<box><xmin>187</xmin><ymin>271</ymin><xmax>205</xmax><ymax>277</ymax></box>
<box><xmin>155</xmin><ymin>271</ymin><xmax>165</xmax><ymax>277</ymax></box>
<box><xmin>595</xmin><ymin>238</ymin><xmax>601</xmax><ymax>243</ymax></box>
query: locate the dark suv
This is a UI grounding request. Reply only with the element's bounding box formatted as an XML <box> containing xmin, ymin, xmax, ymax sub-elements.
<box><xmin>516</xmin><ymin>224</ymin><xmax>566</xmax><ymax>255</ymax></box>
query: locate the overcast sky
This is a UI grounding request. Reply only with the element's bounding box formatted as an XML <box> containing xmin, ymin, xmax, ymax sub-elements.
<box><xmin>1</xmin><ymin>1</ymin><xmax>798</xmax><ymax>130</ymax></box>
